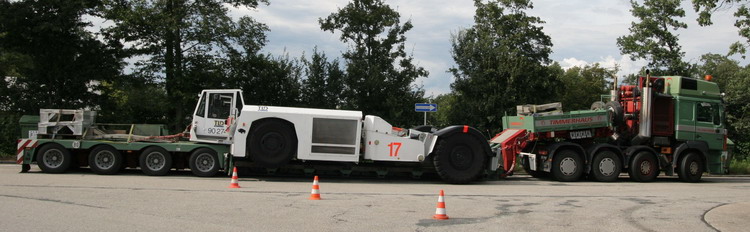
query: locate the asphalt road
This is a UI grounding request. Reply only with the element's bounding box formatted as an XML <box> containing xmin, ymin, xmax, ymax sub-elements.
<box><xmin>1</xmin><ymin>164</ymin><xmax>748</xmax><ymax>232</ymax></box>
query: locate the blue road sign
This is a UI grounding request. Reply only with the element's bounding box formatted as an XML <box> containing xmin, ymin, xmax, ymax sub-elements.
<box><xmin>415</xmin><ymin>103</ymin><xmax>438</xmax><ymax>112</ymax></box>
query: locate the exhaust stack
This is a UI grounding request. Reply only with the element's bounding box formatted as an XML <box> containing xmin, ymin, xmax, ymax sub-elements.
<box><xmin>633</xmin><ymin>71</ymin><xmax>653</xmax><ymax>145</ymax></box>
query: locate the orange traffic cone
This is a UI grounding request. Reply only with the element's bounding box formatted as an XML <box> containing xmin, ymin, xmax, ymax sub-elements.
<box><xmin>433</xmin><ymin>190</ymin><xmax>449</xmax><ymax>220</ymax></box>
<box><xmin>228</xmin><ymin>167</ymin><xmax>241</xmax><ymax>188</ymax></box>
<box><xmin>309</xmin><ymin>176</ymin><xmax>321</xmax><ymax>200</ymax></box>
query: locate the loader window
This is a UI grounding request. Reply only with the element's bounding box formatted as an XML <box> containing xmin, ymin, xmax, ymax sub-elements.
<box><xmin>208</xmin><ymin>93</ymin><xmax>232</xmax><ymax>119</ymax></box>
<box><xmin>195</xmin><ymin>93</ymin><xmax>206</xmax><ymax>117</ymax></box>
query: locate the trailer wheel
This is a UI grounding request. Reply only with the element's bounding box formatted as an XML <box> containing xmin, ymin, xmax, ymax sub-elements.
<box><xmin>248</xmin><ymin>120</ymin><xmax>296</xmax><ymax>168</ymax></box>
<box><xmin>89</xmin><ymin>145</ymin><xmax>123</xmax><ymax>175</ymax></box>
<box><xmin>591</xmin><ymin>150</ymin><xmax>621</xmax><ymax>182</ymax></box>
<box><xmin>36</xmin><ymin>143</ymin><xmax>72</xmax><ymax>173</ymax></box>
<box><xmin>552</xmin><ymin>149</ymin><xmax>583</xmax><ymax>182</ymax></box>
<box><xmin>190</xmin><ymin>148</ymin><xmax>220</xmax><ymax>177</ymax></box>
<box><xmin>677</xmin><ymin>152</ymin><xmax>703</xmax><ymax>182</ymax></box>
<box><xmin>628</xmin><ymin>151</ymin><xmax>658</xmax><ymax>182</ymax></box>
<box><xmin>139</xmin><ymin>147</ymin><xmax>172</xmax><ymax>176</ymax></box>
<box><xmin>432</xmin><ymin>133</ymin><xmax>486</xmax><ymax>184</ymax></box>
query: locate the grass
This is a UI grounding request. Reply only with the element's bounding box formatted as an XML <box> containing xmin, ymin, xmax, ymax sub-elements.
<box><xmin>730</xmin><ymin>159</ymin><xmax>750</xmax><ymax>175</ymax></box>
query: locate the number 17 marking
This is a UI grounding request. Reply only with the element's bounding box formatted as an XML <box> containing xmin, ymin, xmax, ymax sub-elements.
<box><xmin>388</xmin><ymin>142</ymin><xmax>402</xmax><ymax>157</ymax></box>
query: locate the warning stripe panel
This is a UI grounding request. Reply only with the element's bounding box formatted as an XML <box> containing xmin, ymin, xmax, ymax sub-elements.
<box><xmin>16</xmin><ymin>139</ymin><xmax>38</xmax><ymax>164</ymax></box>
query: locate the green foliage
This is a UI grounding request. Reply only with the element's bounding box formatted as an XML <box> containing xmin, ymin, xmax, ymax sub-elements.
<box><xmin>300</xmin><ymin>47</ymin><xmax>345</xmax><ymax>109</ymax></box>
<box><xmin>319</xmin><ymin>0</ymin><xmax>427</xmax><ymax>127</ymax></box>
<box><xmin>0</xmin><ymin>112</ymin><xmax>21</xmax><ymax>157</ymax></box>
<box><xmin>431</xmin><ymin>93</ymin><xmax>458</xmax><ymax>128</ymax></box>
<box><xmin>557</xmin><ymin>63</ymin><xmax>613</xmax><ymax>111</ymax></box>
<box><xmin>0</xmin><ymin>0</ymin><xmax>123</xmax><ymax>114</ymax></box>
<box><xmin>693</xmin><ymin>0</ymin><xmax>750</xmax><ymax>58</ymax></box>
<box><xmin>228</xmin><ymin>53</ymin><xmax>302</xmax><ymax>107</ymax></box>
<box><xmin>99</xmin><ymin>0</ymin><xmax>269</xmax><ymax>131</ymax></box>
<box><xmin>447</xmin><ymin>0</ymin><xmax>558</xmax><ymax>135</ymax></box>
<box><xmin>617</xmin><ymin>0</ymin><xmax>692</xmax><ymax>76</ymax></box>
<box><xmin>730</xmin><ymin>158</ymin><xmax>750</xmax><ymax>174</ymax></box>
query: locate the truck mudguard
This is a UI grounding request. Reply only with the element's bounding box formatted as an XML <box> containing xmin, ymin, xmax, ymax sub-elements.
<box><xmin>548</xmin><ymin>142</ymin><xmax>587</xmax><ymax>162</ymax></box>
<box><xmin>432</xmin><ymin>125</ymin><xmax>493</xmax><ymax>158</ymax></box>
<box><xmin>673</xmin><ymin>141</ymin><xmax>709</xmax><ymax>170</ymax></box>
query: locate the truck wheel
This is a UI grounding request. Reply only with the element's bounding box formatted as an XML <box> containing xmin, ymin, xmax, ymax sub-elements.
<box><xmin>190</xmin><ymin>148</ymin><xmax>220</xmax><ymax>177</ymax></box>
<box><xmin>89</xmin><ymin>145</ymin><xmax>123</xmax><ymax>175</ymax></box>
<box><xmin>139</xmin><ymin>147</ymin><xmax>172</xmax><ymax>176</ymax></box>
<box><xmin>552</xmin><ymin>149</ymin><xmax>583</xmax><ymax>182</ymax></box>
<box><xmin>590</xmin><ymin>101</ymin><xmax>606</xmax><ymax>110</ymax></box>
<box><xmin>432</xmin><ymin>133</ymin><xmax>486</xmax><ymax>184</ymax></box>
<box><xmin>628</xmin><ymin>151</ymin><xmax>658</xmax><ymax>182</ymax></box>
<box><xmin>522</xmin><ymin>156</ymin><xmax>547</xmax><ymax>178</ymax></box>
<box><xmin>591</xmin><ymin>150</ymin><xmax>621</xmax><ymax>182</ymax></box>
<box><xmin>248</xmin><ymin>120</ymin><xmax>296</xmax><ymax>168</ymax></box>
<box><xmin>36</xmin><ymin>143</ymin><xmax>72</xmax><ymax>173</ymax></box>
<box><xmin>677</xmin><ymin>152</ymin><xmax>703</xmax><ymax>182</ymax></box>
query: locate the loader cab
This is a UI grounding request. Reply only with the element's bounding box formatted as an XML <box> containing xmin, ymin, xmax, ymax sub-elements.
<box><xmin>190</xmin><ymin>89</ymin><xmax>244</xmax><ymax>144</ymax></box>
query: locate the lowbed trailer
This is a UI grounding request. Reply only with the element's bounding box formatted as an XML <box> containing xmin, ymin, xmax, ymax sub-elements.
<box><xmin>491</xmin><ymin>73</ymin><xmax>734</xmax><ymax>182</ymax></box>
<box><xmin>17</xmin><ymin>91</ymin><xmax>504</xmax><ymax>184</ymax></box>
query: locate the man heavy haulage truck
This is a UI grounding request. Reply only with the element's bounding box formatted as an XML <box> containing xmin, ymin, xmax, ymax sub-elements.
<box><xmin>16</xmin><ymin>90</ymin><xmax>497</xmax><ymax>184</ymax></box>
<box><xmin>491</xmin><ymin>73</ymin><xmax>734</xmax><ymax>182</ymax></box>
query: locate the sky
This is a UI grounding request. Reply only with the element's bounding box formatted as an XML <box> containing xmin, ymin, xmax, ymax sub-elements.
<box><xmin>230</xmin><ymin>0</ymin><xmax>744</xmax><ymax>96</ymax></box>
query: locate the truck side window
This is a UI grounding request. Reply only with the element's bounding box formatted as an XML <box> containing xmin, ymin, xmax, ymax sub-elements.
<box><xmin>195</xmin><ymin>93</ymin><xmax>206</xmax><ymax>117</ymax></box>
<box><xmin>713</xmin><ymin>104</ymin><xmax>721</xmax><ymax>126</ymax></box>
<box><xmin>208</xmin><ymin>93</ymin><xmax>232</xmax><ymax>119</ymax></box>
<box><xmin>696</xmin><ymin>102</ymin><xmax>713</xmax><ymax>123</ymax></box>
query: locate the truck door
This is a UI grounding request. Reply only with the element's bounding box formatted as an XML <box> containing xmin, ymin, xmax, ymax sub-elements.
<box><xmin>191</xmin><ymin>90</ymin><xmax>241</xmax><ymax>143</ymax></box>
<box><xmin>694</xmin><ymin>102</ymin><xmax>723</xmax><ymax>151</ymax></box>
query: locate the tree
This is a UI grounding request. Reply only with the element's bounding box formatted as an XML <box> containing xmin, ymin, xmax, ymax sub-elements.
<box><xmin>300</xmin><ymin>47</ymin><xmax>345</xmax><ymax>109</ymax></box>
<box><xmin>617</xmin><ymin>0</ymin><xmax>692</xmax><ymax>76</ymax></box>
<box><xmin>0</xmin><ymin>0</ymin><xmax>123</xmax><ymax>114</ymax></box>
<box><xmin>99</xmin><ymin>0</ymin><xmax>269</xmax><ymax>131</ymax></box>
<box><xmin>448</xmin><ymin>0</ymin><xmax>558</xmax><ymax>134</ymax></box>
<box><xmin>558</xmin><ymin>64</ymin><xmax>614</xmax><ymax>111</ymax></box>
<box><xmin>227</xmin><ymin>53</ymin><xmax>302</xmax><ymax>106</ymax></box>
<box><xmin>319</xmin><ymin>0</ymin><xmax>428</xmax><ymax>127</ymax></box>
<box><xmin>693</xmin><ymin>0</ymin><xmax>750</xmax><ymax>57</ymax></box>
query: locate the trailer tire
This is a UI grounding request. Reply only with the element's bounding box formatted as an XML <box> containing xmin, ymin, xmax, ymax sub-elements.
<box><xmin>248</xmin><ymin>120</ymin><xmax>296</xmax><ymax>168</ymax></box>
<box><xmin>190</xmin><ymin>148</ymin><xmax>220</xmax><ymax>177</ymax></box>
<box><xmin>552</xmin><ymin>149</ymin><xmax>583</xmax><ymax>182</ymax></box>
<box><xmin>606</xmin><ymin>101</ymin><xmax>623</xmax><ymax>126</ymax></box>
<box><xmin>432</xmin><ymin>133</ymin><xmax>486</xmax><ymax>184</ymax></box>
<box><xmin>139</xmin><ymin>147</ymin><xmax>172</xmax><ymax>176</ymax></box>
<box><xmin>628</xmin><ymin>151</ymin><xmax>658</xmax><ymax>182</ymax></box>
<box><xmin>677</xmin><ymin>152</ymin><xmax>703</xmax><ymax>182</ymax></box>
<box><xmin>36</xmin><ymin>143</ymin><xmax>72</xmax><ymax>173</ymax></box>
<box><xmin>591</xmin><ymin>150</ymin><xmax>621</xmax><ymax>182</ymax></box>
<box><xmin>89</xmin><ymin>145</ymin><xmax>123</xmax><ymax>175</ymax></box>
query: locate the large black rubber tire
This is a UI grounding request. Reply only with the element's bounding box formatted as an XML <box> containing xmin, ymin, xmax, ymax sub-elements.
<box><xmin>522</xmin><ymin>155</ymin><xmax>548</xmax><ymax>178</ymax></box>
<box><xmin>139</xmin><ymin>147</ymin><xmax>173</xmax><ymax>176</ymax></box>
<box><xmin>36</xmin><ymin>143</ymin><xmax>73</xmax><ymax>173</ymax></box>
<box><xmin>590</xmin><ymin>101</ymin><xmax>606</xmax><ymax>110</ymax></box>
<box><xmin>551</xmin><ymin>149</ymin><xmax>584</xmax><ymax>182</ymax></box>
<box><xmin>189</xmin><ymin>148</ymin><xmax>220</xmax><ymax>177</ymax></box>
<box><xmin>606</xmin><ymin>101</ymin><xmax>624</xmax><ymax>126</ymax></box>
<box><xmin>628</xmin><ymin>151</ymin><xmax>658</xmax><ymax>182</ymax></box>
<box><xmin>432</xmin><ymin>133</ymin><xmax>486</xmax><ymax>184</ymax></box>
<box><xmin>89</xmin><ymin>145</ymin><xmax>124</xmax><ymax>175</ymax></box>
<box><xmin>591</xmin><ymin>150</ymin><xmax>622</xmax><ymax>182</ymax></box>
<box><xmin>247</xmin><ymin>120</ymin><xmax>297</xmax><ymax>168</ymax></box>
<box><xmin>677</xmin><ymin>152</ymin><xmax>703</xmax><ymax>182</ymax></box>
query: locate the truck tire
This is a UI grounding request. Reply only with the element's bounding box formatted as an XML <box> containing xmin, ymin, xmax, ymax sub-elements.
<box><xmin>36</xmin><ymin>143</ymin><xmax>72</xmax><ymax>173</ymax></box>
<box><xmin>591</xmin><ymin>150</ymin><xmax>621</xmax><ymax>182</ymax></box>
<box><xmin>432</xmin><ymin>133</ymin><xmax>486</xmax><ymax>184</ymax></box>
<box><xmin>89</xmin><ymin>145</ymin><xmax>123</xmax><ymax>175</ymax></box>
<box><xmin>628</xmin><ymin>151</ymin><xmax>658</xmax><ymax>182</ymax></box>
<box><xmin>522</xmin><ymin>156</ymin><xmax>547</xmax><ymax>178</ymax></box>
<box><xmin>677</xmin><ymin>152</ymin><xmax>703</xmax><ymax>182</ymax></box>
<box><xmin>590</xmin><ymin>101</ymin><xmax>606</xmax><ymax>110</ymax></box>
<box><xmin>190</xmin><ymin>148</ymin><xmax>220</xmax><ymax>177</ymax></box>
<box><xmin>551</xmin><ymin>149</ymin><xmax>583</xmax><ymax>182</ymax></box>
<box><xmin>606</xmin><ymin>101</ymin><xmax>623</xmax><ymax>126</ymax></box>
<box><xmin>248</xmin><ymin>120</ymin><xmax>296</xmax><ymax>168</ymax></box>
<box><xmin>139</xmin><ymin>147</ymin><xmax>172</xmax><ymax>176</ymax></box>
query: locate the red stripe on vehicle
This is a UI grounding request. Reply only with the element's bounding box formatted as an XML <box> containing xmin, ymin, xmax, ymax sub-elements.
<box><xmin>462</xmin><ymin>125</ymin><xmax>469</xmax><ymax>133</ymax></box>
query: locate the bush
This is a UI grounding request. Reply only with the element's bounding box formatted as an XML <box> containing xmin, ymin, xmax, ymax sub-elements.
<box><xmin>0</xmin><ymin>112</ymin><xmax>21</xmax><ymax>158</ymax></box>
<box><xmin>730</xmin><ymin>159</ymin><xmax>750</xmax><ymax>175</ymax></box>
